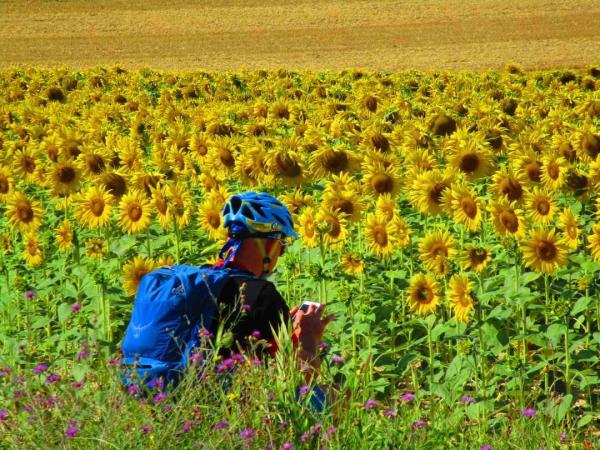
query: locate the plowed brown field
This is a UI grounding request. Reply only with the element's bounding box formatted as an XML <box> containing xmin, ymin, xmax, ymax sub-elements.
<box><xmin>1</xmin><ymin>0</ymin><xmax>599</xmax><ymax>70</ymax></box>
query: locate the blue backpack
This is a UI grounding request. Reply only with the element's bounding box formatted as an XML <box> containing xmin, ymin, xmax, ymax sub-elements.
<box><xmin>120</xmin><ymin>265</ymin><xmax>255</xmax><ymax>390</ymax></box>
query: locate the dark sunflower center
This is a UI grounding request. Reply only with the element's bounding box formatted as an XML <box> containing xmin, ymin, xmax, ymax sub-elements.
<box><xmin>90</xmin><ymin>198</ymin><xmax>105</xmax><ymax>216</ymax></box>
<box><xmin>459</xmin><ymin>154</ymin><xmax>480</xmax><ymax>173</ymax></box>
<box><xmin>327</xmin><ymin>218</ymin><xmax>341</xmax><ymax>238</ymax></box>
<box><xmin>372</xmin><ymin>174</ymin><xmax>394</xmax><ymax>194</ymax></box>
<box><xmin>127</xmin><ymin>204</ymin><xmax>143</xmax><ymax>222</ymax></box>
<box><xmin>219</xmin><ymin>148</ymin><xmax>235</xmax><ymax>168</ymax></box>
<box><xmin>469</xmin><ymin>248</ymin><xmax>488</xmax><ymax>265</ymax></box>
<box><xmin>500</xmin><ymin>178</ymin><xmax>523</xmax><ymax>201</ymax></box>
<box><xmin>208</xmin><ymin>214</ymin><xmax>220</xmax><ymax>229</ymax></box>
<box><xmin>0</xmin><ymin>176</ymin><xmax>9</xmax><ymax>194</ymax></box>
<box><xmin>371</xmin><ymin>133</ymin><xmax>390</xmax><ymax>152</ymax></box>
<box><xmin>429</xmin><ymin>182</ymin><xmax>448</xmax><ymax>205</ymax></box>
<box><xmin>500</xmin><ymin>210</ymin><xmax>519</xmax><ymax>233</ymax></box>
<box><xmin>86</xmin><ymin>155</ymin><xmax>105</xmax><ymax>174</ymax></box>
<box><xmin>276</xmin><ymin>154</ymin><xmax>302</xmax><ymax>178</ymax></box>
<box><xmin>22</xmin><ymin>157</ymin><xmax>36</xmax><ymax>173</ymax></box>
<box><xmin>416</xmin><ymin>285</ymin><xmax>433</xmax><ymax>303</ymax></box>
<box><xmin>17</xmin><ymin>201</ymin><xmax>34</xmax><ymax>223</ymax></box>
<box><xmin>323</xmin><ymin>150</ymin><xmax>349</xmax><ymax>173</ymax></box>
<box><xmin>58</xmin><ymin>166</ymin><xmax>76</xmax><ymax>184</ymax></box>
<box><xmin>374</xmin><ymin>227</ymin><xmax>388</xmax><ymax>246</ymax></box>
<box><xmin>535</xmin><ymin>240</ymin><xmax>557</xmax><ymax>261</ymax></box>
<box><xmin>547</xmin><ymin>162</ymin><xmax>560</xmax><ymax>180</ymax></box>
<box><xmin>525</xmin><ymin>161</ymin><xmax>541</xmax><ymax>182</ymax></box>
<box><xmin>333</xmin><ymin>199</ymin><xmax>354</xmax><ymax>215</ymax></box>
<box><xmin>535</xmin><ymin>199</ymin><xmax>550</xmax><ymax>215</ymax></box>
<box><xmin>103</xmin><ymin>174</ymin><xmax>127</xmax><ymax>197</ymax></box>
<box><xmin>461</xmin><ymin>198</ymin><xmax>478</xmax><ymax>218</ymax></box>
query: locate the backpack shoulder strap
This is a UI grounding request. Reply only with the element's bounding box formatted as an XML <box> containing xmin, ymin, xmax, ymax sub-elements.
<box><xmin>229</xmin><ymin>274</ymin><xmax>268</xmax><ymax>304</ymax></box>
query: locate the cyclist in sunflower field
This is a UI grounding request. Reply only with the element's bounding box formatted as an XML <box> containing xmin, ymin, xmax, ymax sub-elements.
<box><xmin>210</xmin><ymin>191</ymin><xmax>334</xmax><ymax>379</ymax></box>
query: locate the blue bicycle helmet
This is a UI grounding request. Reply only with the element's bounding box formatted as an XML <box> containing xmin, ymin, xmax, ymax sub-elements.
<box><xmin>222</xmin><ymin>192</ymin><xmax>299</xmax><ymax>239</ymax></box>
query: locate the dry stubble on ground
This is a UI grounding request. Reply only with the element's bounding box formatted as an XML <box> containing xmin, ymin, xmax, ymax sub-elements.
<box><xmin>0</xmin><ymin>0</ymin><xmax>599</xmax><ymax>70</ymax></box>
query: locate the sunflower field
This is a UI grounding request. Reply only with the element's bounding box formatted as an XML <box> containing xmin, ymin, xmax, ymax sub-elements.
<box><xmin>0</xmin><ymin>66</ymin><xmax>599</xmax><ymax>449</ymax></box>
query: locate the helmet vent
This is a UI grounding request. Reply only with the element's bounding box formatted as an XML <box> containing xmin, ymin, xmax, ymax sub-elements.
<box><xmin>250</xmin><ymin>202</ymin><xmax>264</xmax><ymax>216</ymax></box>
<box><xmin>241</xmin><ymin>205</ymin><xmax>255</xmax><ymax>219</ymax></box>
<box><xmin>230</xmin><ymin>196</ymin><xmax>242</xmax><ymax>213</ymax></box>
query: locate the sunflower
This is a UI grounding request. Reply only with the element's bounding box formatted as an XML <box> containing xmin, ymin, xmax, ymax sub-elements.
<box><xmin>364</xmin><ymin>212</ymin><xmax>397</xmax><ymax>257</ymax></box>
<box><xmin>448</xmin><ymin>274</ymin><xmax>474</xmax><ymax>323</ymax></box>
<box><xmin>491</xmin><ymin>166</ymin><xmax>524</xmax><ymax>203</ymax></box>
<box><xmin>409</xmin><ymin>169</ymin><xmax>453</xmax><ymax>216</ymax></box>
<box><xmin>446</xmin><ymin>131</ymin><xmax>494</xmax><ymax>180</ymax></box>
<box><xmin>322</xmin><ymin>188</ymin><xmax>363</xmax><ymax>222</ymax></box>
<box><xmin>6</xmin><ymin>192</ymin><xmax>42</xmax><ymax>232</ymax></box>
<box><xmin>315</xmin><ymin>207</ymin><xmax>348</xmax><ymax>250</ymax></box>
<box><xmin>376</xmin><ymin>193</ymin><xmax>397</xmax><ymax>221</ymax></box>
<box><xmin>559</xmin><ymin>208</ymin><xmax>580</xmax><ymax>250</ymax></box>
<box><xmin>123</xmin><ymin>256</ymin><xmax>156</xmax><ymax>296</ymax></box>
<box><xmin>56</xmin><ymin>220</ymin><xmax>74</xmax><ymax>251</ymax></box>
<box><xmin>101</xmin><ymin>172</ymin><xmax>128</xmax><ymax>198</ymax></box>
<box><xmin>406</xmin><ymin>273</ymin><xmax>440</xmax><ymax>316</ymax></box>
<box><xmin>75</xmin><ymin>186</ymin><xmax>113</xmax><ymax>229</ymax></box>
<box><xmin>267</xmin><ymin>146</ymin><xmax>306</xmax><ymax>186</ymax></box>
<box><xmin>78</xmin><ymin>146</ymin><xmax>109</xmax><ymax>177</ymax></box>
<box><xmin>198</xmin><ymin>199</ymin><xmax>228</xmax><ymax>241</ymax></box>
<box><xmin>443</xmin><ymin>182</ymin><xmax>482</xmax><ymax>231</ymax></box>
<box><xmin>85</xmin><ymin>238</ymin><xmax>107</xmax><ymax>259</ymax></box>
<box><xmin>418</xmin><ymin>229</ymin><xmax>457</xmax><ymax>276</ymax></box>
<box><xmin>310</xmin><ymin>145</ymin><xmax>359</xmax><ymax>178</ymax></box>
<box><xmin>234</xmin><ymin>141</ymin><xmax>270</xmax><ymax>187</ymax></box>
<box><xmin>151</xmin><ymin>184</ymin><xmax>171</xmax><ymax>229</ymax></box>
<box><xmin>362</xmin><ymin>161</ymin><xmax>401</xmax><ymax>197</ymax></box>
<box><xmin>488</xmin><ymin>199</ymin><xmax>525</xmax><ymax>238</ymax></box>
<box><xmin>168</xmin><ymin>182</ymin><xmax>192</xmax><ymax>229</ymax></box>
<box><xmin>156</xmin><ymin>254</ymin><xmax>175</xmax><ymax>267</ymax></box>
<box><xmin>391</xmin><ymin>215</ymin><xmax>411</xmax><ymax>248</ymax></box>
<box><xmin>297</xmin><ymin>207</ymin><xmax>319</xmax><ymax>248</ymax></box>
<box><xmin>524</xmin><ymin>187</ymin><xmax>556</xmax><ymax>225</ymax></box>
<box><xmin>540</xmin><ymin>154</ymin><xmax>567</xmax><ymax>192</ymax></box>
<box><xmin>49</xmin><ymin>159</ymin><xmax>81</xmax><ymax>196</ymax></box>
<box><xmin>460</xmin><ymin>246</ymin><xmax>492</xmax><ymax>273</ymax></box>
<box><xmin>23</xmin><ymin>234</ymin><xmax>43</xmax><ymax>267</ymax></box>
<box><xmin>587</xmin><ymin>223</ymin><xmax>600</xmax><ymax>261</ymax></box>
<box><xmin>280</xmin><ymin>189</ymin><xmax>314</xmax><ymax>216</ymax></box>
<box><xmin>1</xmin><ymin>233</ymin><xmax>13</xmax><ymax>255</ymax></box>
<box><xmin>13</xmin><ymin>148</ymin><xmax>39</xmax><ymax>183</ymax></box>
<box><xmin>514</xmin><ymin>151</ymin><xmax>542</xmax><ymax>185</ymax></box>
<box><xmin>118</xmin><ymin>190</ymin><xmax>152</xmax><ymax>234</ymax></box>
<box><xmin>0</xmin><ymin>165</ymin><xmax>14</xmax><ymax>202</ymax></box>
<box><xmin>521</xmin><ymin>228</ymin><xmax>568</xmax><ymax>273</ymax></box>
<box><xmin>360</xmin><ymin>127</ymin><xmax>394</xmax><ymax>154</ymax></box>
<box><xmin>341</xmin><ymin>253</ymin><xmax>364</xmax><ymax>275</ymax></box>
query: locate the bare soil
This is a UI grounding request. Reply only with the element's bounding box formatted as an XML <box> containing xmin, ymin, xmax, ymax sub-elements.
<box><xmin>1</xmin><ymin>0</ymin><xmax>599</xmax><ymax>70</ymax></box>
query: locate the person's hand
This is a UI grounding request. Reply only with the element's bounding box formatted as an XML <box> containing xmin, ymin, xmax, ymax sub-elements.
<box><xmin>289</xmin><ymin>304</ymin><xmax>334</xmax><ymax>357</ymax></box>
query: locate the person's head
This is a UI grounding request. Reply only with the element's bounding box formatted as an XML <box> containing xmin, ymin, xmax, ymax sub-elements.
<box><xmin>218</xmin><ymin>192</ymin><xmax>298</xmax><ymax>277</ymax></box>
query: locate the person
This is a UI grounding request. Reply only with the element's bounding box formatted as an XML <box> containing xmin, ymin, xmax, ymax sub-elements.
<box><xmin>210</xmin><ymin>191</ymin><xmax>334</xmax><ymax>380</ymax></box>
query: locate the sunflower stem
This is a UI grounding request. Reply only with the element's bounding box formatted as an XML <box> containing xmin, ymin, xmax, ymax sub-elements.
<box><xmin>544</xmin><ymin>273</ymin><xmax>550</xmax><ymax>397</ymax></box>
<box><xmin>426</xmin><ymin>317</ymin><xmax>436</xmax><ymax>420</ymax></box>
<box><xmin>173</xmin><ymin>217</ymin><xmax>181</xmax><ymax>264</ymax></box>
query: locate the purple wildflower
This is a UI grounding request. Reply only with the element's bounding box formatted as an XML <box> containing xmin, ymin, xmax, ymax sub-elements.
<box><xmin>331</xmin><ymin>355</ymin><xmax>344</xmax><ymax>364</ymax></box>
<box><xmin>411</xmin><ymin>419</ymin><xmax>427</xmax><ymax>430</ymax></box>
<box><xmin>108</xmin><ymin>357</ymin><xmax>121</xmax><ymax>367</ymax></box>
<box><xmin>199</xmin><ymin>328</ymin><xmax>213</xmax><ymax>339</ymax></box>
<box><xmin>559</xmin><ymin>433</ymin><xmax>567</xmax><ymax>440</ymax></box>
<box><xmin>309</xmin><ymin>423</ymin><xmax>322</xmax><ymax>436</ymax></box>
<box><xmin>71</xmin><ymin>303</ymin><xmax>82</xmax><ymax>313</ymax></box>
<box><xmin>460</xmin><ymin>395</ymin><xmax>476</xmax><ymax>405</ymax></box>
<box><xmin>251</xmin><ymin>330</ymin><xmax>261</xmax><ymax>339</ymax></box>
<box><xmin>153</xmin><ymin>392</ymin><xmax>167</xmax><ymax>404</ymax></box>
<box><xmin>383</xmin><ymin>409</ymin><xmax>397</xmax><ymax>418</ymax></box>
<box><xmin>298</xmin><ymin>385</ymin><xmax>311</xmax><ymax>396</ymax></box>
<box><xmin>251</xmin><ymin>358</ymin><xmax>262</xmax><ymax>366</ymax></box>
<box><xmin>141</xmin><ymin>424</ymin><xmax>152</xmax><ymax>434</ymax></box>
<box><xmin>190</xmin><ymin>351</ymin><xmax>204</xmax><ymax>366</ymax></box>
<box><xmin>363</xmin><ymin>399</ymin><xmax>378</xmax><ymax>410</ymax></box>
<box><xmin>521</xmin><ymin>408</ymin><xmax>537</xmax><ymax>417</ymax></box>
<box><xmin>232</xmin><ymin>353</ymin><xmax>245</xmax><ymax>363</ymax></box>
<box><xmin>13</xmin><ymin>390</ymin><xmax>24</xmax><ymax>400</ymax></box>
<box><xmin>242</xmin><ymin>304</ymin><xmax>251</xmax><ymax>313</ymax></box>
<box><xmin>300</xmin><ymin>433</ymin><xmax>309</xmax><ymax>442</ymax></box>
<box><xmin>326</xmin><ymin>427</ymin><xmax>337</xmax><ymax>437</ymax></box>
<box><xmin>127</xmin><ymin>384</ymin><xmax>140</xmax><ymax>396</ymax></box>
<box><xmin>66</xmin><ymin>421</ymin><xmax>78</xmax><ymax>439</ymax></box>
<box><xmin>0</xmin><ymin>367</ymin><xmax>12</xmax><ymax>378</ymax></box>
<box><xmin>239</xmin><ymin>428</ymin><xmax>256</xmax><ymax>440</ymax></box>
<box><xmin>149</xmin><ymin>378</ymin><xmax>164</xmax><ymax>390</ymax></box>
<box><xmin>212</xmin><ymin>420</ymin><xmax>229</xmax><ymax>431</ymax></box>
<box><xmin>33</xmin><ymin>364</ymin><xmax>48</xmax><ymax>374</ymax></box>
<box><xmin>319</xmin><ymin>341</ymin><xmax>329</xmax><ymax>351</ymax></box>
<box><xmin>400</xmin><ymin>393</ymin><xmax>415</xmax><ymax>402</ymax></box>
<box><xmin>182</xmin><ymin>420</ymin><xmax>193</xmax><ymax>433</ymax></box>
<box><xmin>45</xmin><ymin>373</ymin><xmax>61</xmax><ymax>384</ymax></box>
<box><xmin>282</xmin><ymin>442</ymin><xmax>294</xmax><ymax>450</ymax></box>
<box><xmin>0</xmin><ymin>410</ymin><xmax>8</xmax><ymax>421</ymax></box>
<box><xmin>25</xmin><ymin>290</ymin><xmax>37</xmax><ymax>300</ymax></box>
<box><xmin>72</xmin><ymin>381</ymin><xmax>84</xmax><ymax>389</ymax></box>
<box><xmin>77</xmin><ymin>350</ymin><xmax>89</xmax><ymax>360</ymax></box>
<box><xmin>480</xmin><ymin>446</ymin><xmax>493</xmax><ymax>450</ymax></box>
<box><xmin>268</xmin><ymin>391</ymin><xmax>276</xmax><ymax>400</ymax></box>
